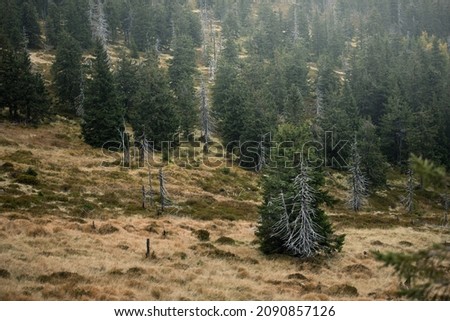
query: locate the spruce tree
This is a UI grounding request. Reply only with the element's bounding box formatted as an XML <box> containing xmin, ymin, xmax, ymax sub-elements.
<box><xmin>358</xmin><ymin>120</ymin><xmax>387</xmax><ymax>188</ymax></box>
<box><xmin>129</xmin><ymin>52</ymin><xmax>178</xmax><ymax>150</ymax></box>
<box><xmin>0</xmin><ymin>40</ymin><xmax>49</xmax><ymax>123</ymax></box>
<box><xmin>258</xmin><ymin>163</ymin><xmax>344</xmax><ymax>257</ymax></box>
<box><xmin>0</xmin><ymin>0</ymin><xmax>22</xmax><ymax>49</ymax></box>
<box><xmin>169</xmin><ymin>35</ymin><xmax>197</xmax><ymax>137</ymax></box>
<box><xmin>63</xmin><ymin>0</ymin><xmax>92</xmax><ymax>49</ymax></box>
<box><xmin>82</xmin><ymin>39</ymin><xmax>123</xmax><ymax>147</ymax></box>
<box><xmin>212</xmin><ymin>39</ymin><xmax>246</xmax><ymax>151</ymax></box>
<box><xmin>284</xmin><ymin>85</ymin><xmax>305</xmax><ymax>123</ymax></box>
<box><xmin>257</xmin><ymin>126</ymin><xmax>344</xmax><ymax>257</ymax></box>
<box><xmin>115</xmin><ymin>52</ymin><xmax>138</xmax><ymax>118</ymax></box>
<box><xmin>273</xmin><ymin>165</ymin><xmax>323</xmax><ymax>257</ymax></box>
<box><xmin>45</xmin><ymin>2</ymin><xmax>61</xmax><ymax>48</ymax></box>
<box><xmin>21</xmin><ymin>1</ymin><xmax>42</xmax><ymax>49</ymax></box>
<box><xmin>376</xmin><ymin>244</ymin><xmax>450</xmax><ymax>300</ymax></box>
<box><xmin>51</xmin><ymin>32</ymin><xmax>82</xmax><ymax>115</ymax></box>
<box><xmin>24</xmin><ymin>72</ymin><xmax>50</xmax><ymax>123</ymax></box>
<box><xmin>380</xmin><ymin>90</ymin><xmax>413</xmax><ymax>166</ymax></box>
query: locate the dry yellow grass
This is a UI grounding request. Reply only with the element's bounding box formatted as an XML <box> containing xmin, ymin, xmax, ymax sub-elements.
<box><xmin>1</xmin><ymin>121</ymin><xmax>449</xmax><ymax>301</ymax></box>
<box><xmin>0</xmin><ymin>213</ymin><xmax>446</xmax><ymax>301</ymax></box>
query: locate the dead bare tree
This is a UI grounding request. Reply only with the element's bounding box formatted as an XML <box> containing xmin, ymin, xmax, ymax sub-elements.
<box><xmin>441</xmin><ymin>193</ymin><xmax>449</xmax><ymax>227</ymax></box>
<box><xmin>288</xmin><ymin>165</ymin><xmax>322</xmax><ymax>257</ymax></box>
<box><xmin>293</xmin><ymin>4</ymin><xmax>300</xmax><ymax>42</ymax></box>
<box><xmin>147</xmin><ymin>166</ymin><xmax>154</xmax><ymax>207</ymax></box>
<box><xmin>118</xmin><ymin>124</ymin><xmax>130</xmax><ymax>168</ymax></box>
<box><xmin>256</xmin><ymin>141</ymin><xmax>267</xmax><ymax>173</ymax></box>
<box><xmin>158</xmin><ymin>168</ymin><xmax>171</xmax><ymax>212</ymax></box>
<box><xmin>142</xmin><ymin>185</ymin><xmax>146</xmax><ymax>209</ymax></box>
<box><xmin>200</xmin><ymin>0</ymin><xmax>209</xmax><ymax>62</ymax></box>
<box><xmin>137</xmin><ymin>132</ymin><xmax>152</xmax><ymax>168</ymax></box>
<box><xmin>199</xmin><ymin>80</ymin><xmax>214</xmax><ymax>153</ymax></box>
<box><xmin>272</xmin><ymin>165</ymin><xmax>322</xmax><ymax>257</ymax></box>
<box><xmin>155</xmin><ymin>37</ymin><xmax>161</xmax><ymax>56</ymax></box>
<box><xmin>271</xmin><ymin>191</ymin><xmax>291</xmax><ymax>239</ymax></box>
<box><xmin>315</xmin><ymin>84</ymin><xmax>324</xmax><ymax>117</ymax></box>
<box><xmin>122</xmin><ymin>0</ymin><xmax>133</xmax><ymax>45</ymax></box>
<box><xmin>348</xmin><ymin>137</ymin><xmax>368</xmax><ymax>212</ymax></box>
<box><xmin>89</xmin><ymin>0</ymin><xmax>109</xmax><ymax>47</ymax></box>
<box><xmin>402</xmin><ymin>169</ymin><xmax>415</xmax><ymax>215</ymax></box>
<box><xmin>75</xmin><ymin>68</ymin><xmax>85</xmax><ymax>117</ymax></box>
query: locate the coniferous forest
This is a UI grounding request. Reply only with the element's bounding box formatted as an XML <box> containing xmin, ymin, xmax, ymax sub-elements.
<box><xmin>0</xmin><ymin>0</ymin><xmax>449</xmax><ymax>302</ymax></box>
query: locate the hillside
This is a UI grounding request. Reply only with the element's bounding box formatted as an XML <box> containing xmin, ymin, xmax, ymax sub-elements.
<box><xmin>0</xmin><ymin>121</ymin><xmax>448</xmax><ymax>300</ymax></box>
<box><xmin>1</xmin><ymin>0</ymin><xmax>450</xmax><ymax>302</ymax></box>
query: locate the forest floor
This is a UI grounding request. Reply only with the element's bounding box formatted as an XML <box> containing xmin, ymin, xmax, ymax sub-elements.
<box><xmin>1</xmin><ymin>120</ymin><xmax>449</xmax><ymax>300</ymax></box>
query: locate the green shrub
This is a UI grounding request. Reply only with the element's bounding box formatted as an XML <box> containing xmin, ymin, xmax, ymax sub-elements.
<box><xmin>25</xmin><ymin>167</ymin><xmax>38</xmax><ymax>177</ymax></box>
<box><xmin>195</xmin><ymin>229</ymin><xmax>210</xmax><ymax>241</ymax></box>
<box><xmin>0</xmin><ymin>162</ymin><xmax>14</xmax><ymax>173</ymax></box>
<box><xmin>15</xmin><ymin>174</ymin><xmax>39</xmax><ymax>186</ymax></box>
<box><xmin>220</xmin><ymin>167</ymin><xmax>231</xmax><ymax>175</ymax></box>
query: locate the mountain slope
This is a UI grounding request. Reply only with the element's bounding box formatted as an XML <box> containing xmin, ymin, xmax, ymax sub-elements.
<box><xmin>0</xmin><ymin>120</ymin><xmax>448</xmax><ymax>300</ymax></box>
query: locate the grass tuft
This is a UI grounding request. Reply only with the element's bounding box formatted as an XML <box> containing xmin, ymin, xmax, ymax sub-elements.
<box><xmin>215</xmin><ymin>236</ymin><xmax>236</xmax><ymax>245</ymax></box>
<box><xmin>194</xmin><ymin>229</ymin><xmax>210</xmax><ymax>241</ymax></box>
<box><xmin>98</xmin><ymin>224</ymin><xmax>119</xmax><ymax>235</ymax></box>
<box><xmin>37</xmin><ymin>272</ymin><xmax>85</xmax><ymax>285</ymax></box>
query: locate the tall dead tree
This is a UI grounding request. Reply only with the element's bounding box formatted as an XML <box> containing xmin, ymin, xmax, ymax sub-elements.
<box><xmin>118</xmin><ymin>125</ymin><xmax>130</xmax><ymax>167</ymax></box>
<box><xmin>155</xmin><ymin>37</ymin><xmax>161</xmax><ymax>56</ymax></box>
<box><xmin>147</xmin><ymin>166</ymin><xmax>154</xmax><ymax>207</ymax></box>
<box><xmin>75</xmin><ymin>68</ymin><xmax>85</xmax><ymax>117</ymax></box>
<box><xmin>288</xmin><ymin>165</ymin><xmax>322</xmax><ymax>256</ymax></box>
<box><xmin>442</xmin><ymin>193</ymin><xmax>449</xmax><ymax>226</ymax></box>
<box><xmin>315</xmin><ymin>85</ymin><xmax>323</xmax><ymax>117</ymax></box>
<box><xmin>272</xmin><ymin>165</ymin><xmax>322</xmax><ymax>257</ymax></box>
<box><xmin>89</xmin><ymin>0</ymin><xmax>109</xmax><ymax>47</ymax></box>
<box><xmin>293</xmin><ymin>4</ymin><xmax>300</xmax><ymax>42</ymax></box>
<box><xmin>199</xmin><ymin>80</ymin><xmax>214</xmax><ymax>153</ymax></box>
<box><xmin>137</xmin><ymin>132</ymin><xmax>152</xmax><ymax>168</ymax></box>
<box><xmin>141</xmin><ymin>167</ymin><xmax>154</xmax><ymax>209</ymax></box>
<box><xmin>256</xmin><ymin>144</ymin><xmax>265</xmax><ymax>172</ymax></box>
<box><xmin>142</xmin><ymin>185</ymin><xmax>146</xmax><ymax>208</ymax></box>
<box><xmin>158</xmin><ymin>168</ymin><xmax>170</xmax><ymax>212</ymax></box>
<box><xmin>122</xmin><ymin>1</ymin><xmax>133</xmax><ymax>44</ymax></box>
<box><xmin>200</xmin><ymin>0</ymin><xmax>209</xmax><ymax>62</ymax></box>
<box><xmin>209</xmin><ymin>27</ymin><xmax>221</xmax><ymax>81</ymax></box>
<box><xmin>271</xmin><ymin>191</ymin><xmax>290</xmax><ymax>240</ymax></box>
<box><xmin>348</xmin><ymin>138</ymin><xmax>368</xmax><ymax>212</ymax></box>
<box><xmin>256</xmin><ymin>139</ymin><xmax>268</xmax><ymax>172</ymax></box>
<box><xmin>402</xmin><ymin>169</ymin><xmax>415</xmax><ymax>214</ymax></box>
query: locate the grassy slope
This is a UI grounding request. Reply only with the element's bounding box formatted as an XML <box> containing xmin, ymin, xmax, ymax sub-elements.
<box><xmin>1</xmin><ymin>121</ymin><xmax>449</xmax><ymax>301</ymax></box>
<box><xmin>1</xmin><ymin>1</ymin><xmax>449</xmax><ymax>300</ymax></box>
